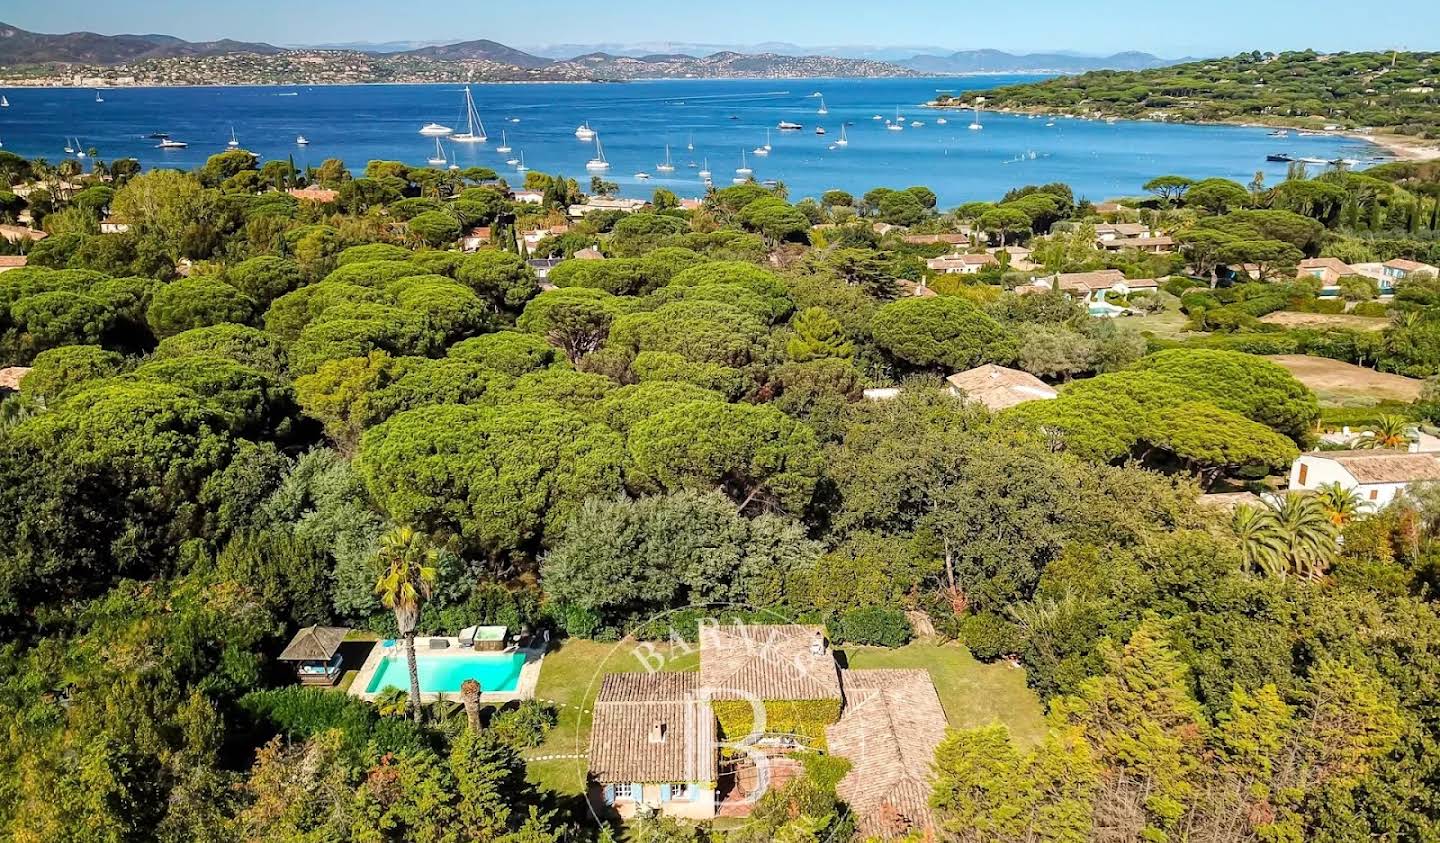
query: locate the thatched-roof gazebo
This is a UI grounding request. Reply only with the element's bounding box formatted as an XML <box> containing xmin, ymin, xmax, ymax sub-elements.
<box><xmin>278</xmin><ymin>625</ymin><xmax>351</xmax><ymax>686</ymax></box>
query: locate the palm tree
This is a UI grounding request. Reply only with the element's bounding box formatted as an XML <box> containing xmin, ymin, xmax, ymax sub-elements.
<box><xmin>374</xmin><ymin>525</ymin><xmax>438</xmax><ymax>723</ymax></box>
<box><xmin>1232</xmin><ymin>503</ymin><xmax>1285</xmax><ymax>578</ymax></box>
<box><xmin>1267</xmin><ymin>493</ymin><xmax>1340</xmax><ymax>580</ymax></box>
<box><xmin>374</xmin><ymin>687</ymin><xmax>410</xmax><ymax>717</ymax></box>
<box><xmin>1315</xmin><ymin>482</ymin><xmax>1370</xmax><ymax>526</ymax></box>
<box><xmin>1358</xmin><ymin>415</ymin><xmax>1413</xmax><ymax>450</ymax></box>
<box><xmin>461</xmin><ymin>678</ymin><xmax>483</xmax><ymax>733</ymax></box>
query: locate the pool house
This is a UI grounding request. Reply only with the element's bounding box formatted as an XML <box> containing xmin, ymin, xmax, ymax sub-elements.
<box><xmin>277</xmin><ymin>625</ymin><xmax>351</xmax><ymax>686</ymax></box>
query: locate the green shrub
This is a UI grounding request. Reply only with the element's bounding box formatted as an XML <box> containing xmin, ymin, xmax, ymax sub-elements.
<box><xmin>828</xmin><ymin>606</ymin><xmax>912</xmax><ymax>647</ymax></box>
<box><xmin>1351</xmin><ymin>301</ymin><xmax>1390</xmax><ymax>318</ymax></box>
<box><xmin>714</xmin><ymin>698</ymin><xmax>843</xmax><ymax>748</ymax></box>
<box><xmin>490</xmin><ymin>700</ymin><xmax>558</xmax><ymax>748</ymax></box>
<box><xmin>959</xmin><ymin>612</ymin><xmax>1020</xmax><ymax>661</ymax></box>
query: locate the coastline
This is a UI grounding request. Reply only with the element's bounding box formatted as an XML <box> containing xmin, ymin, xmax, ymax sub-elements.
<box><xmin>924</xmin><ymin>101</ymin><xmax>1440</xmax><ymax>163</ymax></box>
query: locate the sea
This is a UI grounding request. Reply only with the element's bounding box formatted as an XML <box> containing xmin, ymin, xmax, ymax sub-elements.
<box><xmin>0</xmin><ymin>77</ymin><xmax>1375</xmax><ymax>205</ymax></box>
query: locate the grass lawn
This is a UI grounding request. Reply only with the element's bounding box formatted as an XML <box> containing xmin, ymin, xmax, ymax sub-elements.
<box><xmin>525</xmin><ymin>638</ymin><xmax>699</xmax><ymax>796</ymax></box>
<box><xmin>1267</xmin><ymin>353</ymin><xmax>1424</xmax><ymax>406</ymax></box>
<box><xmin>842</xmin><ymin>640</ymin><xmax>1047</xmax><ymax>747</ymax></box>
<box><xmin>1127</xmin><ymin>306</ymin><xmax>1196</xmax><ymax>340</ymax></box>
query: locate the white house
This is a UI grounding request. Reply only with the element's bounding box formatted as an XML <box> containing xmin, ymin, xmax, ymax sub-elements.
<box><xmin>925</xmin><ymin>253</ymin><xmax>998</xmax><ymax>275</ymax></box>
<box><xmin>1289</xmin><ymin>450</ymin><xmax>1440</xmax><ymax>507</ymax></box>
<box><xmin>511</xmin><ymin>189</ymin><xmax>545</xmax><ymax>205</ymax></box>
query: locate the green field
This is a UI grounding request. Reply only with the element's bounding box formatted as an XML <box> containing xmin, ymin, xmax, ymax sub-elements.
<box><xmin>523</xmin><ymin>636</ymin><xmax>1048</xmax><ymax>795</ymax></box>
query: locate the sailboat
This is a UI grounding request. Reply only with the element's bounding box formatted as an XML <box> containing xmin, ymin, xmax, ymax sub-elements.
<box><xmin>969</xmin><ymin>101</ymin><xmax>984</xmax><ymax>131</ymax></box>
<box><xmin>74</xmin><ymin>139</ymin><xmax>87</xmax><ymax>159</ymax></box>
<box><xmin>698</xmin><ymin>158</ymin><xmax>712</xmax><ymax>180</ymax></box>
<box><xmin>687</xmin><ymin>133</ymin><xmax>694</xmax><ymax>151</ymax></box>
<box><xmin>836</xmin><ymin>125</ymin><xmax>848</xmax><ymax>147</ymax></box>
<box><xmin>575</xmin><ymin>122</ymin><xmax>596</xmax><ymax>140</ymax></box>
<box><xmin>495</xmin><ymin>130</ymin><xmax>512</xmax><ymax>154</ymax></box>
<box><xmin>63</xmin><ymin>139</ymin><xmax>75</xmax><ymax>154</ymax></box>
<box><xmin>516</xmin><ymin>152</ymin><xmax>528</xmax><ymax>172</ymax></box>
<box><xmin>228</xmin><ymin>126</ymin><xmax>240</xmax><ymax>148</ymax></box>
<box><xmin>735</xmin><ymin>149</ymin><xmax>753</xmax><ymax>177</ymax></box>
<box><xmin>585</xmin><ymin>135</ymin><xmax>610</xmax><ymax>171</ymax></box>
<box><xmin>296</xmin><ymin>135</ymin><xmax>310</xmax><ymax>145</ymax></box>
<box><xmin>816</xmin><ymin>95</ymin><xmax>828</xmax><ymax>116</ymax></box>
<box><xmin>936</xmin><ymin>117</ymin><xmax>948</xmax><ymax>125</ymax></box>
<box><xmin>0</xmin><ymin>95</ymin><xmax>8</xmax><ymax>108</ymax></box>
<box><xmin>451</xmin><ymin>86</ymin><xmax>488</xmax><ymax>143</ymax></box>
<box><xmin>754</xmin><ymin>128</ymin><xmax>770</xmax><ymax>157</ymax></box>
<box><xmin>94</xmin><ymin>89</ymin><xmax>104</xmax><ymax>103</ymax></box>
<box><xmin>656</xmin><ymin>144</ymin><xmax>675</xmax><ymax>173</ymax></box>
<box><xmin>427</xmin><ymin>137</ymin><xmax>447</xmax><ymax>166</ymax></box>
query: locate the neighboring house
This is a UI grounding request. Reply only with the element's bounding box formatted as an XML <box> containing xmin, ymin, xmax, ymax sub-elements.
<box><xmin>1092</xmin><ymin>201</ymin><xmax>1125</xmax><ymax>216</ymax></box>
<box><xmin>521</xmin><ymin>224</ymin><xmax>569</xmax><ymax>252</ymax></box>
<box><xmin>587</xmin><ymin>624</ymin><xmax>947</xmax><ymax>838</ymax></box>
<box><xmin>828</xmin><ymin>670</ymin><xmax>949</xmax><ymax>840</ymax></box>
<box><xmin>1094</xmin><ymin>223</ymin><xmax>1173</xmax><ymax>253</ymax></box>
<box><xmin>945</xmin><ymin>364</ymin><xmax>1058</xmax><ymax>412</ymax></box>
<box><xmin>527</xmin><ymin>258</ymin><xmax>563</xmax><ymax>280</ymax></box>
<box><xmin>902</xmin><ymin>232</ymin><xmax>973</xmax><ymax>246</ymax></box>
<box><xmin>679</xmin><ymin>198</ymin><xmax>704</xmax><ymax>211</ymax></box>
<box><xmin>1289</xmin><ymin>450</ymin><xmax>1440</xmax><ymax>507</ymax></box>
<box><xmin>1297</xmin><ymin>257</ymin><xmax>1360</xmax><ymax>285</ymax></box>
<box><xmin>0</xmin><ymin>256</ymin><xmax>27</xmax><ymax>273</ymax></box>
<box><xmin>569</xmin><ymin>197</ymin><xmax>648</xmax><ymax>216</ymax></box>
<box><xmin>0</xmin><ymin>366</ymin><xmax>30</xmax><ymax>393</ymax></box>
<box><xmin>1352</xmin><ymin>258</ymin><xmax>1437</xmax><ymax>293</ymax></box>
<box><xmin>99</xmin><ymin>217</ymin><xmax>130</xmax><ymax>234</ymax></box>
<box><xmin>574</xmin><ymin>246</ymin><xmax>604</xmax><ymax>260</ymax></box>
<box><xmin>287</xmin><ymin>186</ymin><xmax>339</xmax><ymax>204</ymax></box>
<box><xmin>990</xmin><ymin>245</ymin><xmax>1038</xmax><ymax>271</ymax></box>
<box><xmin>925</xmin><ymin>252</ymin><xmax>998</xmax><ymax>274</ymax></box>
<box><xmin>512</xmin><ymin>189</ymin><xmax>545</xmax><ymax>204</ymax></box>
<box><xmin>461</xmin><ymin>226</ymin><xmax>492</xmax><ymax>252</ymax></box>
<box><xmin>0</xmin><ymin>225</ymin><xmax>47</xmax><ymax>244</ymax></box>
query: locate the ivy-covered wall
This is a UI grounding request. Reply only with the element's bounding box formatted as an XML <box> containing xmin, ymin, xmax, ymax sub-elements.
<box><xmin>713</xmin><ymin>698</ymin><xmax>843</xmax><ymax>749</ymax></box>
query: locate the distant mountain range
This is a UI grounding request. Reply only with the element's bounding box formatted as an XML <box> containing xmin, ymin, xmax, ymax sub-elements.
<box><xmin>899</xmin><ymin>50</ymin><xmax>1187</xmax><ymax>74</ymax></box>
<box><xmin>0</xmin><ymin>20</ymin><xmax>1184</xmax><ymax>79</ymax></box>
<box><xmin>0</xmin><ymin>21</ymin><xmax>282</xmax><ymax>65</ymax></box>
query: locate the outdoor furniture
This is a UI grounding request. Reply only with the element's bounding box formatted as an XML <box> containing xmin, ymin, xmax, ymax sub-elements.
<box><xmin>458</xmin><ymin>625</ymin><xmax>507</xmax><ymax>651</ymax></box>
<box><xmin>428</xmin><ymin>638</ymin><xmax>451</xmax><ymax>650</ymax></box>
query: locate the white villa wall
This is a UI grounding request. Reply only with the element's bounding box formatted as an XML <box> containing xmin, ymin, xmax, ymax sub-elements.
<box><xmin>1288</xmin><ymin>455</ymin><xmax>1408</xmax><ymax>507</ymax></box>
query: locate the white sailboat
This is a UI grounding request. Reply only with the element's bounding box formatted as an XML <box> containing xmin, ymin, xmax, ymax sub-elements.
<box><xmin>516</xmin><ymin>152</ymin><xmax>528</xmax><ymax>172</ymax></box>
<box><xmin>74</xmin><ymin>138</ymin><xmax>87</xmax><ymax>158</ymax></box>
<box><xmin>656</xmin><ymin>144</ymin><xmax>675</xmax><ymax>172</ymax></box>
<box><xmin>495</xmin><ymin>130</ymin><xmax>512</xmax><ymax>154</ymax></box>
<box><xmin>0</xmin><ymin>96</ymin><xmax>9</xmax><ymax>108</ymax></box>
<box><xmin>735</xmin><ymin>149</ymin><xmax>753</xmax><ymax>177</ymax></box>
<box><xmin>228</xmin><ymin>126</ymin><xmax>240</xmax><ymax>148</ymax></box>
<box><xmin>296</xmin><ymin>135</ymin><xmax>310</xmax><ymax>145</ymax></box>
<box><xmin>585</xmin><ymin>135</ymin><xmax>610</xmax><ymax>171</ymax></box>
<box><xmin>969</xmin><ymin>99</ymin><xmax>984</xmax><ymax>131</ymax></box>
<box><xmin>937</xmin><ymin>117</ymin><xmax>948</xmax><ymax>125</ymax></box>
<box><xmin>451</xmin><ymin>86</ymin><xmax>488</xmax><ymax>143</ymax></box>
<box><xmin>687</xmin><ymin>133</ymin><xmax>694</xmax><ymax>151</ymax></box>
<box><xmin>753</xmin><ymin>128</ymin><xmax>770</xmax><ymax>157</ymax></box>
<box><xmin>698</xmin><ymin>158</ymin><xmax>712</xmax><ymax>180</ymax></box>
<box><xmin>816</xmin><ymin>95</ymin><xmax>828</xmax><ymax>115</ymax></box>
<box><xmin>575</xmin><ymin>121</ymin><xmax>596</xmax><ymax>140</ymax></box>
<box><xmin>427</xmin><ymin>137</ymin><xmax>447</xmax><ymax>166</ymax></box>
<box><xmin>887</xmin><ymin>106</ymin><xmax>904</xmax><ymax>131</ymax></box>
<box><xmin>63</xmin><ymin>139</ymin><xmax>75</xmax><ymax>154</ymax></box>
<box><xmin>836</xmin><ymin>125</ymin><xmax>848</xmax><ymax>147</ymax></box>
<box><xmin>94</xmin><ymin>89</ymin><xmax>104</xmax><ymax>103</ymax></box>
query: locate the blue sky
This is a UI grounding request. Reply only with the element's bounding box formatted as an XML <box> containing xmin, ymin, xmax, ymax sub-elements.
<box><xmin>4</xmin><ymin>0</ymin><xmax>1435</xmax><ymax>57</ymax></box>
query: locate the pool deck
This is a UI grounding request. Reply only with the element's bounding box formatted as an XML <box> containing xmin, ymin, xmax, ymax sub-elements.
<box><xmin>349</xmin><ymin>636</ymin><xmax>546</xmax><ymax>704</ymax></box>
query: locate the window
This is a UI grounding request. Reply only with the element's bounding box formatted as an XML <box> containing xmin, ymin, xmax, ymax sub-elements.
<box><xmin>1369</xmin><ymin>489</ymin><xmax>1379</xmax><ymax>501</ymax></box>
<box><xmin>1297</xmin><ymin>464</ymin><xmax>1309</xmax><ymax>485</ymax></box>
<box><xmin>613</xmin><ymin>783</ymin><xmax>634</xmax><ymax>801</ymax></box>
<box><xmin>671</xmin><ymin>783</ymin><xmax>691</xmax><ymax>801</ymax></box>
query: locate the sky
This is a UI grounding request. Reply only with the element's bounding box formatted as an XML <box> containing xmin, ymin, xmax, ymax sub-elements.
<box><xmin>4</xmin><ymin>0</ymin><xmax>1436</xmax><ymax>58</ymax></box>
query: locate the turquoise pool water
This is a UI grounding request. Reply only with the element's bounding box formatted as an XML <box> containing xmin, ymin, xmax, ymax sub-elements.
<box><xmin>365</xmin><ymin>651</ymin><xmax>526</xmax><ymax>695</ymax></box>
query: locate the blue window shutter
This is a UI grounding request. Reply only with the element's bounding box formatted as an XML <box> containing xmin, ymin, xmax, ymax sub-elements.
<box><xmin>660</xmin><ymin>784</ymin><xmax>671</xmax><ymax>802</ymax></box>
<box><xmin>603</xmin><ymin>785</ymin><xmax>615</xmax><ymax>804</ymax></box>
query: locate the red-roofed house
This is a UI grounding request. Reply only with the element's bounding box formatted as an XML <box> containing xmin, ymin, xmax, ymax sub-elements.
<box><xmin>462</xmin><ymin>226</ymin><xmax>492</xmax><ymax>252</ymax></box>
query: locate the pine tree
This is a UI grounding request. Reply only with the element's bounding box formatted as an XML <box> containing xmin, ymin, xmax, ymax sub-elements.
<box><xmin>786</xmin><ymin>307</ymin><xmax>854</xmax><ymax>362</ymax></box>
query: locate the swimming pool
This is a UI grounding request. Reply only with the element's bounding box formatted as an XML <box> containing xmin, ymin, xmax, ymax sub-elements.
<box><xmin>364</xmin><ymin>651</ymin><xmax>527</xmax><ymax>695</ymax></box>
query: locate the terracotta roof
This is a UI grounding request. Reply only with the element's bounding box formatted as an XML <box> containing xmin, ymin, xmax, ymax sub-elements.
<box><xmin>828</xmin><ymin>670</ymin><xmax>948</xmax><ymax>839</ymax></box>
<box><xmin>589</xmin><ymin>673</ymin><xmax>717</xmax><ymax>784</ymax></box>
<box><xmin>573</xmin><ymin>247</ymin><xmax>604</xmax><ymax>260</ymax></box>
<box><xmin>1096</xmin><ymin>222</ymin><xmax>1150</xmax><ymax>237</ymax></box>
<box><xmin>945</xmin><ymin>364</ymin><xmax>1058</xmax><ymax>412</ymax></box>
<box><xmin>698</xmin><ymin>624</ymin><xmax>842</xmax><ymax>701</ymax></box>
<box><xmin>1385</xmin><ymin>258</ymin><xmax>1436</xmax><ymax>273</ymax></box>
<box><xmin>1309</xmin><ymin>450</ymin><xmax>1440</xmax><ymax>484</ymax></box>
<box><xmin>0</xmin><ymin>224</ymin><xmax>47</xmax><ymax>242</ymax></box>
<box><xmin>467</xmin><ymin>226</ymin><xmax>492</xmax><ymax>239</ymax></box>
<box><xmin>1299</xmin><ymin>257</ymin><xmax>1358</xmax><ymax>276</ymax></box>
<box><xmin>0</xmin><ymin>256</ymin><xmax>27</xmax><ymax>269</ymax></box>
<box><xmin>287</xmin><ymin>187</ymin><xmax>339</xmax><ymax>203</ymax></box>
<box><xmin>926</xmin><ymin>253</ymin><xmax>998</xmax><ymax>270</ymax></box>
<box><xmin>0</xmin><ymin>366</ymin><xmax>31</xmax><ymax>391</ymax></box>
<box><xmin>276</xmin><ymin>625</ymin><xmax>350</xmax><ymax>661</ymax></box>
<box><xmin>902</xmin><ymin>233</ymin><xmax>971</xmax><ymax>245</ymax></box>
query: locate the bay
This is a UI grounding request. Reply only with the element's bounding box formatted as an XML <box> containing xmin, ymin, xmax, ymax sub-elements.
<box><xmin>0</xmin><ymin>77</ymin><xmax>1370</xmax><ymax>204</ymax></box>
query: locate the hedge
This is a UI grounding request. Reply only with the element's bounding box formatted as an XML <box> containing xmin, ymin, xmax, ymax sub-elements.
<box><xmin>713</xmin><ymin>698</ymin><xmax>843</xmax><ymax>749</ymax></box>
<box><xmin>827</xmin><ymin>606</ymin><xmax>913</xmax><ymax>647</ymax></box>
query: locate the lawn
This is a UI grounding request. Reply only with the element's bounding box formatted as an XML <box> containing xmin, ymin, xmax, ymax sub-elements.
<box><xmin>525</xmin><ymin>638</ymin><xmax>699</xmax><ymax>796</ymax></box>
<box><xmin>524</xmin><ymin>636</ymin><xmax>1048</xmax><ymax>796</ymax></box>
<box><xmin>842</xmin><ymin>640</ymin><xmax>1047</xmax><ymax>747</ymax></box>
<box><xmin>1267</xmin><ymin>354</ymin><xmax>1424</xmax><ymax>406</ymax></box>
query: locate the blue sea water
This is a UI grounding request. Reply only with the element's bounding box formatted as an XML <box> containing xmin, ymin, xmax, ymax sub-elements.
<box><xmin>365</xmin><ymin>651</ymin><xmax>526</xmax><ymax>695</ymax></box>
<box><xmin>0</xmin><ymin>77</ymin><xmax>1373</xmax><ymax>205</ymax></box>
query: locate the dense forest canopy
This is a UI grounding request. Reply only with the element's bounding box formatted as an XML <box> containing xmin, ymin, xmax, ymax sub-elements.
<box><xmin>2</xmin><ymin>136</ymin><xmax>1440</xmax><ymax>841</ymax></box>
<box><xmin>939</xmin><ymin>50</ymin><xmax>1440</xmax><ymax>139</ymax></box>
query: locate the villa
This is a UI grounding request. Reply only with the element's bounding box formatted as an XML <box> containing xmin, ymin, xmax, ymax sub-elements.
<box><xmin>1094</xmin><ymin>223</ymin><xmax>1173</xmax><ymax>253</ymax></box>
<box><xmin>1297</xmin><ymin>257</ymin><xmax>1360</xmax><ymax>285</ymax></box>
<box><xmin>1017</xmin><ymin>270</ymin><xmax>1158</xmax><ymax>315</ymax></box>
<box><xmin>462</xmin><ymin>226</ymin><xmax>492</xmax><ymax>252</ymax></box>
<box><xmin>569</xmin><ymin>197</ymin><xmax>648</xmax><ymax>216</ymax></box>
<box><xmin>925</xmin><ymin>252</ymin><xmax>998</xmax><ymax>274</ymax></box>
<box><xmin>512</xmin><ymin>189</ymin><xmax>546</xmax><ymax>204</ymax></box>
<box><xmin>1289</xmin><ymin>450</ymin><xmax>1440</xmax><ymax>507</ymax></box>
<box><xmin>288</xmin><ymin>186</ymin><xmax>339</xmax><ymax>204</ymax></box>
<box><xmin>945</xmin><ymin>364</ymin><xmax>1058</xmax><ymax>412</ymax></box>
<box><xmin>1352</xmin><ymin>258</ymin><xmax>1438</xmax><ymax>292</ymax></box>
<box><xmin>587</xmin><ymin>624</ymin><xmax>948</xmax><ymax>838</ymax></box>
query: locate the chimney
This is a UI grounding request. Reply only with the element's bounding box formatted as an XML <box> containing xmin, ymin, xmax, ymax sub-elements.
<box><xmin>810</xmin><ymin>631</ymin><xmax>826</xmax><ymax>657</ymax></box>
<box><xmin>649</xmin><ymin>722</ymin><xmax>667</xmax><ymax>744</ymax></box>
